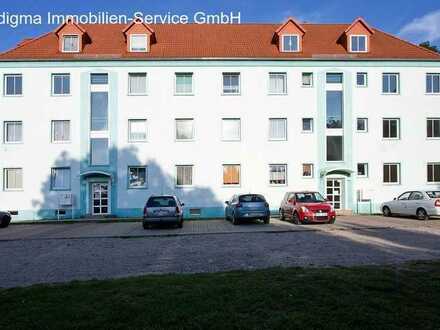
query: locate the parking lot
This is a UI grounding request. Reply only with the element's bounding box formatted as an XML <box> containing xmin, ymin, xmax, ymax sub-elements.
<box><xmin>1</xmin><ymin>215</ymin><xmax>440</xmax><ymax>288</ymax></box>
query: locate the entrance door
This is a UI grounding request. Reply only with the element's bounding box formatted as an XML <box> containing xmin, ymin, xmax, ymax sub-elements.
<box><xmin>91</xmin><ymin>182</ymin><xmax>110</xmax><ymax>215</ymax></box>
<box><xmin>326</xmin><ymin>179</ymin><xmax>344</xmax><ymax>210</ymax></box>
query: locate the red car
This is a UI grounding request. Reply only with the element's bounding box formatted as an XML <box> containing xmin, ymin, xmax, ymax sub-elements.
<box><xmin>279</xmin><ymin>191</ymin><xmax>336</xmax><ymax>224</ymax></box>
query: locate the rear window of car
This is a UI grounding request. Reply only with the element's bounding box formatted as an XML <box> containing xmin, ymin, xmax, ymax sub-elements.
<box><xmin>426</xmin><ymin>191</ymin><xmax>440</xmax><ymax>198</ymax></box>
<box><xmin>147</xmin><ymin>197</ymin><xmax>177</xmax><ymax>207</ymax></box>
<box><xmin>239</xmin><ymin>195</ymin><xmax>266</xmax><ymax>203</ymax></box>
<box><xmin>295</xmin><ymin>192</ymin><xmax>325</xmax><ymax>203</ymax></box>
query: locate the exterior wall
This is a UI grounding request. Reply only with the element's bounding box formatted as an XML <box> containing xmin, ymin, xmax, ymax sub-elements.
<box><xmin>0</xmin><ymin>60</ymin><xmax>439</xmax><ymax>221</ymax></box>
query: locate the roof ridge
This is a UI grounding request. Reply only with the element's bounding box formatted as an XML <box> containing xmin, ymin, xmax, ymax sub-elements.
<box><xmin>1</xmin><ymin>31</ymin><xmax>53</xmax><ymax>56</ymax></box>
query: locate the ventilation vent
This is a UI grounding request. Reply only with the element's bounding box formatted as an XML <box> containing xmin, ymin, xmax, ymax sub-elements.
<box><xmin>56</xmin><ymin>209</ymin><xmax>66</xmax><ymax>216</ymax></box>
<box><xmin>189</xmin><ymin>208</ymin><xmax>201</xmax><ymax>217</ymax></box>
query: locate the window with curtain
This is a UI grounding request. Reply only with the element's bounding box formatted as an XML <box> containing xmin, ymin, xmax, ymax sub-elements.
<box><xmin>4</xmin><ymin>168</ymin><xmax>23</xmax><ymax>190</ymax></box>
<box><xmin>4</xmin><ymin>74</ymin><xmax>22</xmax><ymax>96</ymax></box>
<box><xmin>222</xmin><ymin>73</ymin><xmax>240</xmax><ymax>94</ymax></box>
<box><xmin>176</xmin><ymin>165</ymin><xmax>193</xmax><ymax>186</ymax></box>
<box><xmin>223</xmin><ymin>165</ymin><xmax>240</xmax><ymax>185</ymax></box>
<box><xmin>269</xmin><ymin>164</ymin><xmax>287</xmax><ymax>185</ymax></box>
<box><xmin>4</xmin><ymin>121</ymin><xmax>22</xmax><ymax>143</ymax></box>
<box><xmin>62</xmin><ymin>35</ymin><xmax>79</xmax><ymax>52</ymax></box>
<box><xmin>222</xmin><ymin>118</ymin><xmax>241</xmax><ymax>141</ymax></box>
<box><xmin>427</xmin><ymin>73</ymin><xmax>440</xmax><ymax>94</ymax></box>
<box><xmin>128</xmin><ymin>166</ymin><xmax>147</xmax><ymax>188</ymax></box>
<box><xmin>350</xmin><ymin>35</ymin><xmax>367</xmax><ymax>52</ymax></box>
<box><xmin>128</xmin><ymin>119</ymin><xmax>147</xmax><ymax>142</ymax></box>
<box><xmin>282</xmin><ymin>35</ymin><xmax>299</xmax><ymax>52</ymax></box>
<box><xmin>52</xmin><ymin>120</ymin><xmax>70</xmax><ymax>142</ymax></box>
<box><xmin>130</xmin><ymin>35</ymin><xmax>147</xmax><ymax>52</ymax></box>
<box><xmin>175</xmin><ymin>73</ymin><xmax>193</xmax><ymax>94</ymax></box>
<box><xmin>302</xmin><ymin>164</ymin><xmax>314</xmax><ymax>177</ymax></box>
<box><xmin>269</xmin><ymin>73</ymin><xmax>287</xmax><ymax>94</ymax></box>
<box><xmin>128</xmin><ymin>73</ymin><xmax>147</xmax><ymax>95</ymax></box>
<box><xmin>302</xmin><ymin>72</ymin><xmax>313</xmax><ymax>87</ymax></box>
<box><xmin>51</xmin><ymin>167</ymin><xmax>71</xmax><ymax>190</ymax></box>
<box><xmin>382</xmin><ymin>73</ymin><xmax>399</xmax><ymax>94</ymax></box>
<box><xmin>175</xmin><ymin>119</ymin><xmax>194</xmax><ymax>140</ymax></box>
<box><xmin>52</xmin><ymin>74</ymin><xmax>70</xmax><ymax>95</ymax></box>
<box><xmin>269</xmin><ymin>118</ymin><xmax>287</xmax><ymax>140</ymax></box>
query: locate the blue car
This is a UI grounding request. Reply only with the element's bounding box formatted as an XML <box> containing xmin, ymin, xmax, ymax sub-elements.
<box><xmin>225</xmin><ymin>194</ymin><xmax>270</xmax><ymax>225</ymax></box>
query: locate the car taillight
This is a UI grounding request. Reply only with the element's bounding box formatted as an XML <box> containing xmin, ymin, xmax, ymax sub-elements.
<box><xmin>265</xmin><ymin>202</ymin><xmax>269</xmax><ymax>208</ymax></box>
<box><xmin>435</xmin><ymin>199</ymin><xmax>440</xmax><ymax>207</ymax></box>
<box><xmin>176</xmin><ymin>206</ymin><xmax>180</xmax><ymax>214</ymax></box>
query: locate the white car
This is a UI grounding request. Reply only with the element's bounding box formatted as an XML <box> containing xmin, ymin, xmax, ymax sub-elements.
<box><xmin>381</xmin><ymin>191</ymin><xmax>440</xmax><ymax>220</ymax></box>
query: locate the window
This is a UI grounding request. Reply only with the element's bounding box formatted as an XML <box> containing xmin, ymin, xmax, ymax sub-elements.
<box><xmin>426</xmin><ymin>73</ymin><xmax>440</xmax><ymax>94</ymax></box>
<box><xmin>383</xmin><ymin>118</ymin><xmax>400</xmax><ymax>139</ymax></box>
<box><xmin>130</xmin><ymin>34</ymin><xmax>148</xmax><ymax>52</ymax></box>
<box><xmin>269</xmin><ymin>164</ymin><xmax>287</xmax><ymax>185</ymax></box>
<box><xmin>128</xmin><ymin>166</ymin><xmax>147</xmax><ymax>188</ymax></box>
<box><xmin>397</xmin><ymin>192</ymin><xmax>411</xmax><ymax>200</ymax></box>
<box><xmin>302</xmin><ymin>72</ymin><xmax>313</xmax><ymax>87</ymax></box>
<box><xmin>326</xmin><ymin>73</ymin><xmax>343</xmax><ymax>84</ymax></box>
<box><xmin>268</xmin><ymin>73</ymin><xmax>287</xmax><ymax>94</ymax></box>
<box><xmin>427</xmin><ymin>118</ymin><xmax>440</xmax><ymax>138</ymax></box>
<box><xmin>4</xmin><ymin>74</ymin><xmax>22</xmax><ymax>96</ymax></box>
<box><xmin>357</xmin><ymin>163</ymin><xmax>368</xmax><ymax>177</ymax></box>
<box><xmin>52</xmin><ymin>74</ymin><xmax>70</xmax><ymax>95</ymax></box>
<box><xmin>326</xmin><ymin>91</ymin><xmax>343</xmax><ymax>129</ymax></box>
<box><xmin>383</xmin><ymin>163</ymin><xmax>400</xmax><ymax>184</ymax></box>
<box><xmin>62</xmin><ymin>35</ymin><xmax>79</xmax><ymax>52</ymax></box>
<box><xmin>302</xmin><ymin>118</ymin><xmax>313</xmax><ymax>132</ymax></box>
<box><xmin>175</xmin><ymin>73</ymin><xmax>193</xmax><ymax>95</ymax></box>
<box><xmin>302</xmin><ymin>164</ymin><xmax>314</xmax><ymax>178</ymax></box>
<box><xmin>90</xmin><ymin>138</ymin><xmax>109</xmax><ymax>165</ymax></box>
<box><xmin>3</xmin><ymin>168</ymin><xmax>23</xmax><ymax>190</ymax></box>
<box><xmin>51</xmin><ymin>120</ymin><xmax>70</xmax><ymax>143</ymax></box>
<box><xmin>91</xmin><ymin>92</ymin><xmax>108</xmax><ymax>131</ymax></box>
<box><xmin>427</xmin><ymin>163</ymin><xmax>440</xmax><ymax>183</ymax></box>
<box><xmin>4</xmin><ymin>121</ymin><xmax>22</xmax><ymax>143</ymax></box>
<box><xmin>128</xmin><ymin>73</ymin><xmax>147</xmax><ymax>95</ymax></box>
<box><xmin>222</xmin><ymin>118</ymin><xmax>241</xmax><ymax>141</ymax></box>
<box><xmin>128</xmin><ymin>119</ymin><xmax>147</xmax><ymax>142</ymax></box>
<box><xmin>326</xmin><ymin>136</ymin><xmax>343</xmax><ymax>161</ymax></box>
<box><xmin>382</xmin><ymin>73</ymin><xmax>399</xmax><ymax>94</ymax></box>
<box><xmin>350</xmin><ymin>35</ymin><xmax>367</xmax><ymax>52</ymax></box>
<box><xmin>356</xmin><ymin>118</ymin><xmax>368</xmax><ymax>132</ymax></box>
<box><xmin>175</xmin><ymin>119</ymin><xmax>194</xmax><ymax>141</ymax></box>
<box><xmin>222</xmin><ymin>73</ymin><xmax>240</xmax><ymax>94</ymax></box>
<box><xmin>176</xmin><ymin>165</ymin><xmax>193</xmax><ymax>186</ymax></box>
<box><xmin>356</xmin><ymin>72</ymin><xmax>367</xmax><ymax>87</ymax></box>
<box><xmin>51</xmin><ymin>167</ymin><xmax>71</xmax><ymax>190</ymax></box>
<box><xmin>90</xmin><ymin>73</ymin><xmax>108</xmax><ymax>85</ymax></box>
<box><xmin>223</xmin><ymin>164</ymin><xmax>240</xmax><ymax>185</ymax></box>
<box><xmin>269</xmin><ymin>118</ymin><xmax>287</xmax><ymax>141</ymax></box>
<box><xmin>282</xmin><ymin>35</ymin><xmax>299</xmax><ymax>52</ymax></box>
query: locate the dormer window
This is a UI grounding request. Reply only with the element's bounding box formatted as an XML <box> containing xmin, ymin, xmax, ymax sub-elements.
<box><xmin>282</xmin><ymin>35</ymin><xmax>299</xmax><ymax>52</ymax></box>
<box><xmin>62</xmin><ymin>35</ymin><xmax>79</xmax><ymax>52</ymax></box>
<box><xmin>350</xmin><ymin>35</ymin><xmax>367</xmax><ymax>52</ymax></box>
<box><xmin>130</xmin><ymin>34</ymin><xmax>148</xmax><ymax>52</ymax></box>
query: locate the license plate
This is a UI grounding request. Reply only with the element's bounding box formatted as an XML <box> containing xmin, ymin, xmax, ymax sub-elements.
<box><xmin>315</xmin><ymin>212</ymin><xmax>327</xmax><ymax>217</ymax></box>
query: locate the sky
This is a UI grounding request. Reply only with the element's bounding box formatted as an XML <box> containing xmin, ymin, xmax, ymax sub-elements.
<box><xmin>0</xmin><ymin>0</ymin><xmax>439</xmax><ymax>52</ymax></box>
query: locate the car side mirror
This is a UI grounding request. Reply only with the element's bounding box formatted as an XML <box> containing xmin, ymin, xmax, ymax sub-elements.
<box><xmin>225</xmin><ymin>201</ymin><xmax>230</xmax><ymax>205</ymax></box>
<box><xmin>393</xmin><ymin>198</ymin><xmax>396</xmax><ymax>200</ymax></box>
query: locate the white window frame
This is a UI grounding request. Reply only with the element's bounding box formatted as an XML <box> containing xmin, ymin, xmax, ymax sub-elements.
<box><xmin>382</xmin><ymin>73</ymin><xmax>400</xmax><ymax>95</ymax></box>
<box><xmin>301</xmin><ymin>118</ymin><xmax>314</xmax><ymax>133</ymax></box>
<box><xmin>129</xmin><ymin>34</ymin><xmax>148</xmax><ymax>52</ymax></box>
<box><xmin>268</xmin><ymin>72</ymin><xmax>287</xmax><ymax>95</ymax></box>
<box><xmin>128</xmin><ymin>166</ymin><xmax>148</xmax><ymax>189</ymax></box>
<box><xmin>268</xmin><ymin>118</ymin><xmax>287</xmax><ymax>141</ymax></box>
<box><xmin>175</xmin><ymin>165</ymin><xmax>193</xmax><ymax>187</ymax></box>
<box><xmin>382</xmin><ymin>118</ymin><xmax>400</xmax><ymax>140</ymax></box>
<box><xmin>174</xmin><ymin>72</ymin><xmax>194</xmax><ymax>95</ymax></box>
<box><xmin>3</xmin><ymin>168</ymin><xmax>23</xmax><ymax>191</ymax></box>
<box><xmin>350</xmin><ymin>35</ymin><xmax>368</xmax><ymax>53</ymax></box>
<box><xmin>356</xmin><ymin>118</ymin><xmax>368</xmax><ymax>133</ymax></box>
<box><xmin>4</xmin><ymin>74</ymin><xmax>23</xmax><ymax>96</ymax></box>
<box><xmin>356</xmin><ymin>72</ymin><xmax>368</xmax><ymax>87</ymax></box>
<box><xmin>62</xmin><ymin>35</ymin><xmax>80</xmax><ymax>53</ymax></box>
<box><xmin>281</xmin><ymin>34</ymin><xmax>300</xmax><ymax>52</ymax></box>
<box><xmin>51</xmin><ymin>120</ymin><xmax>71</xmax><ymax>143</ymax></box>
<box><xmin>357</xmin><ymin>163</ymin><xmax>369</xmax><ymax>178</ymax></box>
<box><xmin>269</xmin><ymin>164</ymin><xmax>287</xmax><ymax>186</ymax></box>
<box><xmin>175</xmin><ymin>118</ymin><xmax>195</xmax><ymax>141</ymax></box>
<box><xmin>427</xmin><ymin>162</ymin><xmax>440</xmax><ymax>184</ymax></box>
<box><xmin>426</xmin><ymin>73</ymin><xmax>440</xmax><ymax>94</ymax></box>
<box><xmin>222</xmin><ymin>72</ymin><xmax>241</xmax><ymax>95</ymax></box>
<box><xmin>302</xmin><ymin>163</ymin><xmax>314</xmax><ymax>178</ymax></box>
<box><xmin>128</xmin><ymin>119</ymin><xmax>147</xmax><ymax>143</ymax></box>
<box><xmin>128</xmin><ymin>72</ymin><xmax>148</xmax><ymax>96</ymax></box>
<box><xmin>51</xmin><ymin>73</ymin><xmax>70</xmax><ymax>96</ymax></box>
<box><xmin>383</xmin><ymin>163</ymin><xmax>401</xmax><ymax>185</ymax></box>
<box><xmin>427</xmin><ymin>118</ymin><xmax>440</xmax><ymax>139</ymax></box>
<box><xmin>221</xmin><ymin>118</ymin><xmax>241</xmax><ymax>141</ymax></box>
<box><xmin>50</xmin><ymin>167</ymin><xmax>71</xmax><ymax>191</ymax></box>
<box><xmin>302</xmin><ymin>72</ymin><xmax>313</xmax><ymax>87</ymax></box>
<box><xmin>3</xmin><ymin>121</ymin><xmax>23</xmax><ymax>144</ymax></box>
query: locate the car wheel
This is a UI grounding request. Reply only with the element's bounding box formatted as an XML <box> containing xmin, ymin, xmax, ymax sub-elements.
<box><xmin>416</xmin><ymin>208</ymin><xmax>429</xmax><ymax>221</ymax></box>
<box><xmin>279</xmin><ymin>209</ymin><xmax>285</xmax><ymax>221</ymax></box>
<box><xmin>263</xmin><ymin>216</ymin><xmax>270</xmax><ymax>224</ymax></box>
<box><xmin>0</xmin><ymin>215</ymin><xmax>11</xmax><ymax>228</ymax></box>
<box><xmin>292</xmin><ymin>212</ymin><xmax>300</xmax><ymax>225</ymax></box>
<box><xmin>382</xmin><ymin>206</ymin><xmax>392</xmax><ymax>217</ymax></box>
<box><xmin>232</xmin><ymin>213</ymin><xmax>240</xmax><ymax>225</ymax></box>
<box><xmin>328</xmin><ymin>218</ymin><xmax>335</xmax><ymax>224</ymax></box>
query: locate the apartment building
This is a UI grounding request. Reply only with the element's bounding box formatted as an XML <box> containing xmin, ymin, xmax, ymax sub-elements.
<box><xmin>0</xmin><ymin>17</ymin><xmax>439</xmax><ymax>220</ymax></box>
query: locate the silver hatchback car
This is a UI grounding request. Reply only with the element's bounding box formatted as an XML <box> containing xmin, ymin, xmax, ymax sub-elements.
<box><xmin>381</xmin><ymin>190</ymin><xmax>440</xmax><ymax>220</ymax></box>
<box><xmin>143</xmin><ymin>195</ymin><xmax>184</xmax><ymax>229</ymax></box>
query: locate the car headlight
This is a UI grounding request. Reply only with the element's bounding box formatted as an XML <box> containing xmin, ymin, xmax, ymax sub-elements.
<box><xmin>300</xmin><ymin>206</ymin><xmax>309</xmax><ymax>213</ymax></box>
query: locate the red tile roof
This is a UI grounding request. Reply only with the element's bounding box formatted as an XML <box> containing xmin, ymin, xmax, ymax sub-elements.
<box><xmin>1</xmin><ymin>23</ymin><xmax>439</xmax><ymax>61</ymax></box>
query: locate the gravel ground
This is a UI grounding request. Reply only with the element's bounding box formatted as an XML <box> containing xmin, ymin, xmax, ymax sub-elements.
<box><xmin>0</xmin><ymin>216</ymin><xmax>439</xmax><ymax>288</ymax></box>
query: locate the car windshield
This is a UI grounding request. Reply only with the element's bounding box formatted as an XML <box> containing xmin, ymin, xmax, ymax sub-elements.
<box><xmin>147</xmin><ymin>197</ymin><xmax>177</xmax><ymax>207</ymax></box>
<box><xmin>426</xmin><ymin>191</ymin><xmax>440</xmax><ymax>198</ymax></box>
<box><xmin>239</xmin><ymin>195</ymin><xmax>265</xmax><ymax>203</ymax></box>
<box><xmin>295</xmin><ymin>192</ymin><xmax>325</xmax><ymax>203</ymax></box>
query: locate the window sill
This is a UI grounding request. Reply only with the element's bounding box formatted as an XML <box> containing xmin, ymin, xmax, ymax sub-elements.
<box><xmin>383</xmin><ymin>183</ymin><xmax>401</xmax><ymax>186</ymax></box>
<box><xmin>175</xmin><ymin>139</ymin><xmax>195</xmax><ymax>142</ymax></box>
<box><xmin>51</xmin><ymin>94</ymin><xmax>72</xmax><ymax>97</ymax></box>
<box><xmin>381</xmin><ymin>93</ymin><xmax>400</xmax><ymax>96</ymax></box>
<box><xmin>382</xmin><ymin>138</ymin><xmax>400</xmax><ymax>141</ymax></box>
<box><xmin>175</xmin><ymin>185</ymin><xmax>193</xmax><ymax>189</ymax></box>
<box><xmin>268</xmin><ymin>139</ymin><xmax>288</xmax><ymax>142</ymax></box>
<box><xmin>302</xmin><ymin>176</ymin><xmax>314</xmax><ymax>179</ymax></box>
<box><xmin>301</xmin><ymin>85</ymin><xmax>313</xmax><ymax>88</ymax></box>
<box><xmin>128</xmin><ymin>186</ymin><xmax>148</xmax><ymax>190</ymax></box>
<box><xmin>269</xmin><ymin>183</ymin><xmax>287</xmax><ymax>187</ymax></box>
<box><xmin>3</xmin><ymin>189</ymin><xmax>24</xmax><ymax>192</ymax></box>
<box><xmin>4</xmin><ymin>141</ymin><xmax>23</xmax><ymax>144</ymax></box>
<box><xmin>128</xmin><ymin>93</ymin><xmax>148</xmax><ymax>96</ymax></box>
<box><xmin>426</xmin><ymin>182</ymin><xmax>440</xmax><ymax>185</ymax></box>
<box><xmin>268</xmin><ymin>93</ymin><xmax>287</xmax><ymax>96</ymax></box>
<box><xmin>426</xmin><ymin>137</ymin><xmax>440</xmax><ymax>140</ymax></box>
<box><xmin>221</xmin><ymin>93</ymin><xmax>241</xmax><ymax>96</ymax></box>
<box><xmin>174</xmin><ymin>93</ymin><xmax>195</xmax><ymax>96</ymax></box>
<box><xmin>3</xmin><ymin>94</ymin><xmax>23</xmax><ymax>97</ymax></box>
<box><xmin>50</xmin><ymin>188</ymin><xmax>71</xmax><ymax>192</ymax></box>
<box><xmin>221</xmin><ymin>139</ymin><xmax>241</xmax><ymax>142</ymax></box>
<box><xmin>222</xmin><ymin>184</ymin><xmax>241</xmax><ymax>188</ymax></box>
<box><xmin>356</xmin><ymin>85</ymin><xmax>368</xmax><ymax>88</ymax></box>
<box><xmin>128</xmin><ymin>140</ymin><xmax>148</xmax><ymax>143</ymax></box>
<box><xmin>51</xmin><ymin>141</ymin><xmax>71</xmax><ymax>144</ymax></box>
<box><xmin>301</xmin><ymin>130</ymin><xmax>313</xmax><ymax>134</ymax></box>
<box><xmin>357</xmin><ymin>176</ymin><xmax>369</xmax><ymax>179</ymax></box>
<box><xmin>356</xmin><ymin>130</ymin><xmax>368</xmax><ymax>133</ymax></box>
<box><xmin>425</xmin><ymin>93</ymin><xmax>440</xmax><ymax>96</ymax></box>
